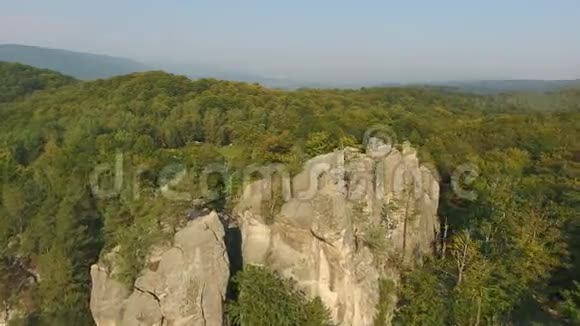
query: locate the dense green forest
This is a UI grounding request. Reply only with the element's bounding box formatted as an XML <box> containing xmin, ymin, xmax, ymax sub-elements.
<box><xmin>0</xmin><ymin>62</ymin><xmax>578</xmax><ymax>325</ymax></box>
<box><xmin>0</xmin><ymin>62</ymin><xmax>76</xmax><ymax>103</ymax></box>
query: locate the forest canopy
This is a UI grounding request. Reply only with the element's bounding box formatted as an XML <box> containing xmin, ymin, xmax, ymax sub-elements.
<box><xmin>0</xmin><ymin>62</ymin><xmax>578</xmax><ymax>325</ymax></box>
<box><xmin>0</xmin><ymin>62</ymin><xmax>77</xmax><ymax>103</ymax></box>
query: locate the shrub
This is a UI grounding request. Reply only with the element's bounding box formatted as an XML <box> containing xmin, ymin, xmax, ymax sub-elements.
<box><xmin>226</xmin><ymin>265</ymin><xmax>331</xmax><ymax>326</ymax></box>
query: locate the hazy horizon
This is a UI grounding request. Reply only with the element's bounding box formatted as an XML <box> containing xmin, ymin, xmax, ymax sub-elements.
<box><xmin>1</xmin><ymin>1</ymin><xmax>579</xmax><ymax>84</ymax></box>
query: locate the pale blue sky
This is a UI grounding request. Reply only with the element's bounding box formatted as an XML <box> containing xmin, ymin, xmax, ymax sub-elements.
<box><xmin>1</xmin><ymin>0</ymin><xmax>579</xmax><ymax>83</ymax></box>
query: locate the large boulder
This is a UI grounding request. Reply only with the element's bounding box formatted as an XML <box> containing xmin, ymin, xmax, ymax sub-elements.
<box><xmin>234</xmin><ymin>142</ymin><xmax>440</xmax><ymax>325</ymax></box>
<box><xmin>89</xmin><ymin>211</ymin><xmax>230</xmax><ymax>326</ymax></box>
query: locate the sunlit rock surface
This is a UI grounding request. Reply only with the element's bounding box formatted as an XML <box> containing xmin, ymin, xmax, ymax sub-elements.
<box><xmin>90</xmin><ymin>212</ymin><xmax>229</xmax><ymax>326</ymax></box>
<box><xmin>235</xmin><ymin>142</ymin><xmax>439</xmax><ymax>325</ymax></box>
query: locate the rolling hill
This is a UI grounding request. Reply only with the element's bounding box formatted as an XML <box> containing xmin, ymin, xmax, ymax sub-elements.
<box><xmin>433</xmin><ymin>79</ymin><xmax>580</xmax><ymax>94</ymax></box>
<box><xmin>2</xmin><ymin>44</ymin><xmax>580</xmax><ymax>93</ymax></box>
<box><xmin>0</xmin><ymin>61</ymin><xmax>77</xmax><ymax>102</ymax></box>
<box><xmin>0</xmin><ymin>44</ymin><xmax>150</xmax><ymax>80</ymax></box>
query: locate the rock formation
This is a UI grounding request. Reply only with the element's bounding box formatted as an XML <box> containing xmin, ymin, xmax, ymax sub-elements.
<box><xmin>234</xmin><ymin>142</ymin><xmax>440</xmax><ymax>325</ymax></box>
<box><xmin>89</xmin><ymin>141</ymin><xmax>439</xmax><ymax>326</ymax></box>
<box><xmin>89</xmin><ymin>211</ymin><xmax>230</xmax><ymax>326</ymax></box>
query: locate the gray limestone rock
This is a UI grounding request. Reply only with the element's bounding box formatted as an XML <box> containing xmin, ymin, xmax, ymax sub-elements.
<box><xmin>234</xmin><ymin>144</ymin><xmax>439</xmax><ymax>325</ymax></box>
<box><xmin>89</xmin><ymin>212</ymin><xmax>229</xmax><ymax>326</ymax></box>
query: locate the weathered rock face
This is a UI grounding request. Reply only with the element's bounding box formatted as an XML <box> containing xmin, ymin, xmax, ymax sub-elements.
<box><xmin>234</xmin><ymin>142</ymin><xmax>440</xmax><ymax>325</ymax></box>
<box><xmin>90</xmin><ymin>211</ymin><xmax>230</xmax><ymax>326</ymax></box>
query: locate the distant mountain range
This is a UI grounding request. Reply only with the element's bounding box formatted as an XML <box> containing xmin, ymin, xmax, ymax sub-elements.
<box><xmin>1</xmin><ymin>44</ymin><xmax>579</xmax><ymax>93</ymax></box>
<box><xmin>422</xmin><ymin>80</ymin><xmax>580</xmax><ymax>94</ymax></box>
<box><xmin>0</xmin><ymin>44</ymin><xmax>287</xmax><ymax>86</ymax></box>
<box><xmin>0</xmin><ymin>44</ymin><xmax>149</xmax><ymax>80</ymax></box>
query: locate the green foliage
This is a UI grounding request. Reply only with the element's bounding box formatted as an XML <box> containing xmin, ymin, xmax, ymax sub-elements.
<box><xmin>305</xmin><ymin>131</ymin><xmax>335</xmax><ymax>157</ymax></box>
<box><xmin>395</xmin><ymin>156</ymin><xmax>570</xmax><ymax>324</ymax></box>
<box><xmin>352</xmin><ymin>201</ymin><xmax>389</xmax><ymax>256</ymax></box>
<box><xmin>393</xmin><ymin>261</ymin><xmax>448</xmax><ymax>325</ymax></box>
<box><xmin>0</xmin><ymin>61</ymin><xmax>76</xmax><ymax>102</ymax></box>
<box><xmin>374</xmin><ymin>279</ymin><xmax>396</xmax><ymax>326</ymax></box>
<box><xmin>0</xmin><ymin>66</ymin><xmax>578</xmax><ymax>324</ymax></box>
<box><xmin>226</xmin><ymin>265</ymin><xmax>331</xmax><ymax>326</ymax></box>
<box><xmin>557</xmin><ymin>281</ymin><xmax>580</xmax><ymax>323</ymax></box>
